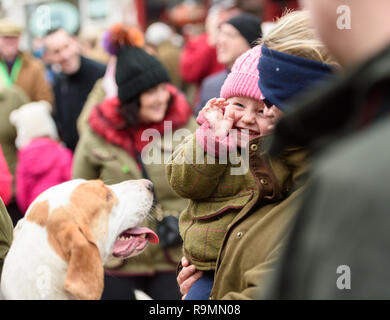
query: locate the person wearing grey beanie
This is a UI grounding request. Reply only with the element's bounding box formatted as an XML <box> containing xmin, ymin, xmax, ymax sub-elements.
<box><xmin>225</xmin><ymin>12</ymin><xmax>262</xmax><ymax>48</ymax></box>
<box><xmin>194</xmin><ymin>12</ymin><xmax>262</xmax><ymax>116</ymax></box>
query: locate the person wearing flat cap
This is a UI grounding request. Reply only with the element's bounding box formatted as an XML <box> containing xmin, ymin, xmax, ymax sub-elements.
<box><xmin>0</xmin><ymin>18</ymin><xmax>53</xmax><ymax>104</ymax></box>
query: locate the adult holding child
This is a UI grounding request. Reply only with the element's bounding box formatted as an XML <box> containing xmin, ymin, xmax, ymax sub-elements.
<box><xmin>72</xmin><ymin>24</ymin><xmax>196</xmax><ymax>300</ymax></box>
<box><xmin>264</xmin><ymin>0</ymin><xmax>390</xmax><ymax>299</ymax></box>
<box><xmin>173</xmin><ymin>10</ymin><xmax>338</xmax><ymax>299</ymax></box>
<box><xmin>194</xmin><ymin>12</ymin><xmax>262</xmax><ymax>116</ymax></box>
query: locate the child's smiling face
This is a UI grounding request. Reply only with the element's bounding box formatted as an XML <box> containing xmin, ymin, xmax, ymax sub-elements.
<box><xmin>225</xmin><ymin>96</ymin><xmax>284</xmax><ymax>147</ymax></box>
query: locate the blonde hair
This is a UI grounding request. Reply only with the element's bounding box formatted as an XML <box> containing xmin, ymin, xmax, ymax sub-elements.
<box><xmin>260</xmin><ymin>10</ymin><xmax>338</xmax><ymax>66</ymax></box>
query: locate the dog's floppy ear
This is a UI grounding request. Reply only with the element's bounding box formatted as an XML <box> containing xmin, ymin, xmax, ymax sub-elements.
<box><xmin>63</xmin><ymin>224</ymin><xmax>104</xmax><ymax>300</ymax></box>
<box><xmin>47</xmin><ymin>210</ymin><xmax>104</xmax><ymax>300</ymax></box>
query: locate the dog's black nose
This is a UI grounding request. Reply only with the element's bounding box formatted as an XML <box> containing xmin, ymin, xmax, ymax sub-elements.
<box><xmin>147</xmin><ymin>182</ymin><xmax>154</xmax><ymax>193</ymax></box>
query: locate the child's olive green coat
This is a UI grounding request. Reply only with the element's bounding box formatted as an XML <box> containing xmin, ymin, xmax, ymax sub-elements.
<box><xmin>167</xmin><ymin>134</ymin><xmax>305</xmax><ymax>272</ymax></box>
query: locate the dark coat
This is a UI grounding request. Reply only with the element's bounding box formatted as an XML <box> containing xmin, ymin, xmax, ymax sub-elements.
<box><xmin>263</xmin><ymin>43</ymin><xmax>390</xmax><ymax>299</ymax></box>
<box><xmin>52</xmin><ymin>56</ymin><xmax>106</xmax><ymax>150</ymax></box>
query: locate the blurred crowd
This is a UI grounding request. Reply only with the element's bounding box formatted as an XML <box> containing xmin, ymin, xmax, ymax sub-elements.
<box><xmin>0</xmin><ymin>0</ymin><xmax>292</xmax><ymax>220</ymax></box>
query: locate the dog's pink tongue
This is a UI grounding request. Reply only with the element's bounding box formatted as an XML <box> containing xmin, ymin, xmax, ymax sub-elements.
<box><xmin>113</xmin><ymin>227</ymin><xmax>159</xmax><ymax>258</ymax></box>
<box><xmin>128</xmin><ymin>227</ymin><xmax>159</xmax><ymax>244</ymax></box>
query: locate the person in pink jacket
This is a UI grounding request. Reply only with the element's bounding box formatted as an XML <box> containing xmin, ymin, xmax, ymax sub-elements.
<box><xmin>0</xmin><ymin>145</ymin><xmax>12</xmax><ymax>206</ymax></box>
<box><xmin>9</xmin><ymin>100</ymin><xmax>72</xmax><ymax>214</ymax></box>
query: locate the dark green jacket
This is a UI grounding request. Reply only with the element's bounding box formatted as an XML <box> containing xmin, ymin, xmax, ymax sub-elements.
<box><xmin>263</xmin><ymin>43</ymin><xmax>390</xmax><ymax>299</ymax></box>
<box><xmin>0</xmin><ymin>86</ymin><xmax>29</xmax><ymax>176</ymax></box>
<box><xmin>168</xmin><ymin>132</ymin><xmax>308</xmax><ymax>299</ymax></box>
<box><xmin>167</xmin><ymin>134</ymin><xmax>257</xmax><ymax>271</ymax></box>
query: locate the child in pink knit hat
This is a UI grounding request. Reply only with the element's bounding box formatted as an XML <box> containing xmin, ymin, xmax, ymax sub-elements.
<box><xmin>196</xmin><ymin>44</ymin><xmax>283</xmax><ymax>156</ymax></box>
<box><xmin>171</xmin><ymin>10</ymin><xmax>337</xmax><ymax>301</ymax></box>
<box><xmin>167</xmin><ymin>44</ymin><xmax>283</xmax><ymax>300</ymax></box>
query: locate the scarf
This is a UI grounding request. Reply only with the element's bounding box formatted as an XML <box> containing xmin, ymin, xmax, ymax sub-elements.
<box><xmin>89</xmin><ymin>84</ymin><xmax>193</xmax><ymax>159</ymax></box>
<box><xmin>258</xmin><ymin>45</ymin><xmax>334</xmax><ymax>111</ymax></box>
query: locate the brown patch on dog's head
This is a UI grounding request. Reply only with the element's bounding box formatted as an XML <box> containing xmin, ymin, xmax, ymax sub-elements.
<box><xmin>68</xmin><ymin>180</ymin><xmax>118</xmax><ymax>238</ymax></box>
<box><xmin>46</xmin><ymin>180</ymin><xmax>119</xmax><ymax>300</ymax></box>
<box><xmin>26</xmin><ymin>200</ymin><xmax>50</xmax><ymax>227</ymax></box>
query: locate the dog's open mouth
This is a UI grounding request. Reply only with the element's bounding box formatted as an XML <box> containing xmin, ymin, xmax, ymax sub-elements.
<box><xmin>112</xmin><ymin>227</ymin><xmax>159</xmax><ymax>258</ymax></box>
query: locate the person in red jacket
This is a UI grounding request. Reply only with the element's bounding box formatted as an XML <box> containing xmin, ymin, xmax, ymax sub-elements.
<box><xmin>0</xmin><ymin>145</ymin><xmax>12</xmax><ymax>206</ymax></box>
<box><xmin>262</xmin><ymin>0</ymin><xmax>299</xmax><ymax>21</ymax></box>
<box><xmin>179</xmin><ymin>3</ymin><xmax>241</xmax><ymax>106</ymax></box>
<box><xmin>180</xmin><ymin>32</ymin><xmax>224</xmax><ymax>87</ymax></box>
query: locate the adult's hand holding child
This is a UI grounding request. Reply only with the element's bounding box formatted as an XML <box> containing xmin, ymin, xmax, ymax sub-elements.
<box><xmin>177</xmin><ymin>257</ymin><xmax>203</xmax><ymax>300</ymax></box>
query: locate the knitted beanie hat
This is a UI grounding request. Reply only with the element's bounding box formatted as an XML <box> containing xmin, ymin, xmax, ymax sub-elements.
<box><xmin>9</xmin><ymin>101</ymin><xmax>59</xmax><ymax>149</ymax></box>
<box><xmin>220</xmin><ymin>44</ymin><xmax>262</xmax><ymax>101</ymax></box>
<box><xmin>145</xmin><ymin>22</ymin><xmax>173</xmax><ymax>46</ymax></box>
<box><xmin>225</xmin><ymin>13</ymin><xmax>262</xmax><ymax>48</ymax></box>
<box><xmin>258</xmin><ymin>45</ymin><xmax>334</xmax><ymax>111</ymax></box>
<box><xmin>103</xmin><ymin>23</ymin><xmax>170</xmax><ymax>104</ymax></box>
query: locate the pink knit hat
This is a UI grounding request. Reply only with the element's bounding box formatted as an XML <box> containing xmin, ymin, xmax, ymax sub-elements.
<box><xmin>220</xmin><ymin>45</ymin><xmax>262</xmax><ymax>101</ymax></box>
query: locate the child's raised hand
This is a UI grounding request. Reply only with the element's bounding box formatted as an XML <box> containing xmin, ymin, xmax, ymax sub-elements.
<box><xmin>200</xmin><ymin>98</ymin><xmax>233</xmax><ymax>137</ymax></box>
<box><xmin>219</xmin><ymin>105</ymin><xmax>236</xmax><ymax>137</ymax></box>
<box><xmin>200</xmin><ymin>98</ymin><xmax>227</xmax><ymax>121</ymax></box>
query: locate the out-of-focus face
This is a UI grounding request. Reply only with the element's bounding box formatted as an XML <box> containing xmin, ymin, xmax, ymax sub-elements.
<box><xmin>300</xmin><ymin>0</ymin><xmax>338</xmax><ymax>37</ymax></box>
<box><xmin>216</xmin><ymin>23</ymin><xmax>251</xmax><ymax>68</ymax></box>
<box><xmin>138</xmin><ymin>83</ymin><xmax>170</xmax><ymax>124</ymax></box>
<box><xmin>0</xmin><ymin>36</ymin><xmax>20</xmax><ymax>61</ymax></box>
<box><xmin>299</xmin><ymin>0</ymin><xmax>345</xmax><ymax>63</ymax></box>
<box><xmin>225</xmin><ymin>96</ymin><xmax>284</xmax><ymax>147</ymax></box>
<box><xmin>44</xmin><ymin>29</ymin><xmax>81</xmax><ymax>75</ymax></box>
